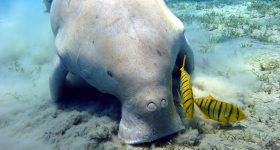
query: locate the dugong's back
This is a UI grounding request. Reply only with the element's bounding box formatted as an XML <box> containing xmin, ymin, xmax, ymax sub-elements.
<box><xmin>51</xmin><ymin>0</ymin><xmax>183</xmax><ymax>37</ymax></box>
<box><xmin>50</xmin><ymin>0</ymin><xmax>185</xmax><ymax>94</ymax></box>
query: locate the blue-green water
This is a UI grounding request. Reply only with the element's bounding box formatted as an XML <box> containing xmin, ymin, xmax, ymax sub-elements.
<box><xmin>0</xmin><ymin>0</ymin><xmax>279</xmax><ymax>149</ymax></box>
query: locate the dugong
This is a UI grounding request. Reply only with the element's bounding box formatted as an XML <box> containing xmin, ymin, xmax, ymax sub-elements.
<box><xmin>49</xmin><ymin>0</ymin><xmax>194</xmax><ymax>144</ymax></box>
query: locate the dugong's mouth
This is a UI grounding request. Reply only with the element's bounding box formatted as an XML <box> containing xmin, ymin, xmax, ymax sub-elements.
<box><xmin>117</xmin><ymin>96</ymin><xmax>184</xmax><ymax>144</ymax></box>
<box><xmin>118</xmin><ymin>109</ymin><xmax>184</xmax><ymax>144</ymax></box>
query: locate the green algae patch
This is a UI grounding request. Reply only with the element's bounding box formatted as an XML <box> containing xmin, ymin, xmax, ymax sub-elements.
<box><xmin>167</xmin><ymin>0</ymin><xmax>280</xmax><ymax>43</ymax></box>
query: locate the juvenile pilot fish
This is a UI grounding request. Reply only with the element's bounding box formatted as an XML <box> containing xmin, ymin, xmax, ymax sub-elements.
<box><xmin>194</xmin><ymin>95</ymin><xmax>246</xmax><ymax>123</ymax></box>
<box><xmin>178</xmin><ymin>55</ymin><xmax>194</xmax><ymax>119</ymax></box>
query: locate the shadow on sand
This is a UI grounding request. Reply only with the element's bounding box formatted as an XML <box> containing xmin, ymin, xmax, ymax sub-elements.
<box><xmin>54</xmin><ymin>77</ymin><xmax>122</xmax><ymax>121</ymax></box>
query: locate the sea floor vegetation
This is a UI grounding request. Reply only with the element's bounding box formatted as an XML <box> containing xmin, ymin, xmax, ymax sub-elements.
<box><xmin>0</xmin><ymin>0</ymin><xmax>279</xmax><ymax>149</ymax></box>
<box><xmin>159</xmin><ymin>0</ymin><xmax>280</xmax><ymax>149</ymax></box>
<box><xmin>167</xmin><ymin>0</ymin><xmax>280</xmax><ymax>43</ymax></box>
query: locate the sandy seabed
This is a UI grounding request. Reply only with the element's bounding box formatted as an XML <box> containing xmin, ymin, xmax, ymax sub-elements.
<box><xmin>0</xmin><ymin>0</ymin><xmax>279</xmax><ymax>149</ymax></box>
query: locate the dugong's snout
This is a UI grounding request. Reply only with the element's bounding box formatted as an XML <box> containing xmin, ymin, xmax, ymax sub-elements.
<box><xmin>118</xmin><ymin>85</ymin><xmax>184</xmax><ymax>144</ymax></box>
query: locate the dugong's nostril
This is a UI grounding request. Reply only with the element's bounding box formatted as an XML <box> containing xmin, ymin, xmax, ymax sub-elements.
<box><xmin>146</xmin><ymin>98</ymin><xmax>168</xmax><ymax>111</ymax></box>
<box><xmin>147</xmin><ymin>102</ymin><xmax>157</xmax><ymax>111</ymax></box>
<box><xmin>161</xmin><ymin>99</ymin><xmax>168</xmax><ymax>108</ymax></box>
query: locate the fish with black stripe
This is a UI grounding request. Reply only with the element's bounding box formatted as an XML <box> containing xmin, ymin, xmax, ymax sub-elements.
<box><xmin>177</xmin><ymin>55</ymin><xmax>194</xmax><ymax>119</ymax></box>
<box><xmin>194</xmin><ymin>95</ymin><xmax>246</xmax><ymax>123</ymax></box>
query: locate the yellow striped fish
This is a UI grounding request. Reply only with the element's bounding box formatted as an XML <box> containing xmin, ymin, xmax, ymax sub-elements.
<box><xmin>194</xmin><ymin>95</ymin><xmax>246</xmax><ymax>123</ymax></box>
<box><xmin>178</xmin><ymin>55</ymin><xmax>194</xmax><ymax>119</ymax></box>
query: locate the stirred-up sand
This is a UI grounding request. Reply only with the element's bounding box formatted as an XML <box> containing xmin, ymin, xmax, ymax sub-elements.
<box><xmin>0</xmin><ymin>0</ymin><xmax>279</xmax><ymax>149</ymax></box>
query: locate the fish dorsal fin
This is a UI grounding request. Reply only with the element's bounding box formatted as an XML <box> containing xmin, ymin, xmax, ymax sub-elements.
<box><xmin>207</xmin><ymin>95</ymin><xmax>214</xmax><ymax>100</ymax></box>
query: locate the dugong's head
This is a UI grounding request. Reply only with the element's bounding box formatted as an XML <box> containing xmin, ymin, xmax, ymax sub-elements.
<box><xmin>97</xmin><ymin>36</ymin><xmax>184</xmax><ymax>144</ymax></box>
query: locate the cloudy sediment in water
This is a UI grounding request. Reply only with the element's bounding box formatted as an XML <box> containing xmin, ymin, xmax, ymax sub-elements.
<box><xmin>0</xmin><ymin>0</ymin><xmax>279</xmax><ymax>149</ymax></box>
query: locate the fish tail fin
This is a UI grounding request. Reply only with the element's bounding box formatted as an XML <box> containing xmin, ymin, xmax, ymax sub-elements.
<box><xmin>188</xmin><ymin>104</ymin><xmax>194</xmax><ymax>119</ymax></box>
<box><xmin>194</xmin><ymin>98</ymin><xmax>200</xmax><ymax>106</ymax></box>
<box><xmin>193</xmin><ymin>98</ymin><xmax>209</xmax><ymax>119</ymax></box>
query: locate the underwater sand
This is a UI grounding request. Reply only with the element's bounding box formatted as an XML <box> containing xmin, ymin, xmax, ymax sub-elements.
<box><xmin>0</xmin><ymin>0</ymin><xmax>279</xmax><ymax>149</ymax></box>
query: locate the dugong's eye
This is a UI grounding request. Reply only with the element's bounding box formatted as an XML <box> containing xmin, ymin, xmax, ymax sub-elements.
<box><xmin>107</xmin><ymin>70</ymin><xmax>114</xmax><ymax>78</ymax></box>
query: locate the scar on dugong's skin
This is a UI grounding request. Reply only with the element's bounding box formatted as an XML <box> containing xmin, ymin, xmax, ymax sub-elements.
<box><xmin>48</xmin><ymin>0</ymin><xmax>194</xmax><ymax>144</ymax></box>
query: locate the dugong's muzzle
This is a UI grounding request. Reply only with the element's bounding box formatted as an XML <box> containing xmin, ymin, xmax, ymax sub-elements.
<box><xmin>118</xmin><ymin>86</ymin><xmax>184</xmax><ymax>144</ymax></box>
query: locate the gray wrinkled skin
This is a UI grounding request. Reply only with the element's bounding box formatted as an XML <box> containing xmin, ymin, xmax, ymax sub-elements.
<box><xmin>49</xmin><ymin>0</ymin><xmax>194</xmax><ymax>144</ymax></box>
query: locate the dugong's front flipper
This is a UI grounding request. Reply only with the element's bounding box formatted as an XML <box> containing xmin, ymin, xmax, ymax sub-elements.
<box><xmin>172</xmin><ymin>34</ymin><xmax>194</xmax><ymax>96</ymax></box>
<box><xmin>50</xmin><ymin>55</ymin><xmax>68</xmax><ymax>101</ymax></box>
<box><xmin>176</xmin><ymin>34</ymin><xmax>194</xmax><ymax>74</ymax></box>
